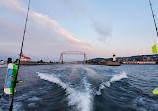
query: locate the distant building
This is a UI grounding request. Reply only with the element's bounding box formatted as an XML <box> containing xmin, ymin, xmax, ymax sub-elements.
<box><xmin>113</xmin><ymin>54</ymin><xmax>116</xmax><ymax>62</ymax></box>
<box><xmin>137</xmin><ymin>61</ymin><xmax>156</xmax><ymax>64</ymax></box>
<box><xmin>0</xmin><ymin>60</ymin><xmax>4</xmax><ymax>64</ymax></box>
<box><xmin>123</xmin><ymin>61</ymin><xmax>138</xmax><ymax>64</ymax></box>
<box><xmin>147</xmin><ymin>57</ymin><xmax>150</xmax><ymax>61</ymax></box>
<box><xmin>20</xmin><ymin>56</ymin><xmax>31</xmax><ymax>61</ymax></box>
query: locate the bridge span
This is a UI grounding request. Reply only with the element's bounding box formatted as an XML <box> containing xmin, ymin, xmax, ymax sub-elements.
<box><xmin>59</xmin><ymin>51</ymin><xmax>87</xmax><ymax>64</ymax></box>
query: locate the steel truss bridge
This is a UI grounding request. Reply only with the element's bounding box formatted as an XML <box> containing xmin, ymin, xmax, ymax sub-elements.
<box><xmin>59</xmin><ymin>51</ymin><xmax>87</xmax><ymax>64</ymax></box>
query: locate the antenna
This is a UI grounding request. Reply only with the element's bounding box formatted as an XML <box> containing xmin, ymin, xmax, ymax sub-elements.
<box><xmin>148</xmin><ymin>0</ymin><xmax>158</xmax><ymax>38</ymax></box>
<box><xmin>9</xmin><ymin>0</ymin><xmax>30</xmax><ymax>110</ymax></box>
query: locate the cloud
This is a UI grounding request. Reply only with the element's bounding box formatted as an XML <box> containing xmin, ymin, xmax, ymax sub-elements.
<box><xmin>93</xmin><ymin>22</ymin><xmax>112</xmax><ymax>42</ymax></box>
<box><xmin>1</xmin><ymin>0</ymin><xmax>90</xmax><ymax>45</ymax></box>
<box><xmin>31</xmin><ymin>12</ymin><xmax>90</xmax><ymax>45</ymax></box>
<box><xmin>1</xmin><ymin>0</ymin><xmax>26</xmax><ymax>13</ymax></box>
<box><xmin>60</xmin><ymin>0</ymin><xmax>112</xmax><ymax>42</ymax></box>
<box><xmin>0</xmin><ymin>0</ymin><xmax>93</xmax><ymax>60</ymax></box>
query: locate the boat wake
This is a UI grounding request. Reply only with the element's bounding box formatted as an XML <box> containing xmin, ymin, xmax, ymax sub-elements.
<box><xmin>37</xmin><ymin>72</ymin><xmax>93</xmax><ymax>111</ymax></box>
<box><xmin>96</xmin><ymin>71</ymin><xmax>127</xmax><ymax>95</ymax></box>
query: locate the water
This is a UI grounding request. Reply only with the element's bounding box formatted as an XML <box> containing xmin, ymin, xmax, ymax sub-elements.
<box><xmin>0</xmin><ymin>64</ymin><xmax>158</xmax><ymax>111</ymax></box>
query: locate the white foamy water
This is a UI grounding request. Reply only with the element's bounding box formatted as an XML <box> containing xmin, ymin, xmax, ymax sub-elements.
<box><xmin>96</xmin><ymin>72</ymin><xmax>127</xmax><ymax>95</ymax></box>
<box><xmin>37</xmin><ymin>72</ymin><xmax>93</xmax><ymax>111</ymax></box>
<box><xmin>110</xmin><ymin>72</ymin><xmax>127</xmax><ymax>83</ymax></box>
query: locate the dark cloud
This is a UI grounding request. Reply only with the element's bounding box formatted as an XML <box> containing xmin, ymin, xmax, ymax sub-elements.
<box><xmin>93</xmin><ymin>22</ymin><xmax>112</xmax><ymax>42</ymax></box>
<box><xmin>60</xmin><ymin>0</ymin><xmax>112</xmax><ymax>42</ymax></box>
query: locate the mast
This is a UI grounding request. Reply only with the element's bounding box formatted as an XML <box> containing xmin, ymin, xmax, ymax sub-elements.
<box><xmin>9</xmin><ymin>0</ymin><xmax>30</xmax><ymax>110</ymax></box>
<box><xmin>148</xmin><ymin>0</ymin><xmax>158</xmax><ymax>38</ymax></box>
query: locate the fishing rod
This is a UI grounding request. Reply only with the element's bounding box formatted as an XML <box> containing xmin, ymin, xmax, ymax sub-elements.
<box><xmin>149</xmin><ymin>0</ymin><xmax>158</xmax><ymax>94</ymax></box>
<box><xmin>9</xmin><ymin>0</ymin><xmax>30</xmax><ymax>110</ymax></box>
<box><xmin>149</xmin><ymin>0</ymin><xmax>158</xmax><ymax>38</ymax></box>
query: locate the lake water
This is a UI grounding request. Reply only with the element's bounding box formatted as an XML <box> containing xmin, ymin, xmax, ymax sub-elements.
<box><xmin>0</xmin><ymin>64</ymin><xmax>158</xmax><ymax>111</ymax></box>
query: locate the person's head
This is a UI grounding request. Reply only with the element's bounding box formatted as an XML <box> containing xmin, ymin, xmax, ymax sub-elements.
<box><xmin>7</xmin><ymin>58</ymin><xmax>12</xmax><ymax>64</ymax></box>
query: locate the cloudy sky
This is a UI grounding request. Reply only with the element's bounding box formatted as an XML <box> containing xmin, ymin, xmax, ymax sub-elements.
<box><xmin>0</xmin><ymin>0</ymin><xmax>158</xmax><ymax>61</ymax></box>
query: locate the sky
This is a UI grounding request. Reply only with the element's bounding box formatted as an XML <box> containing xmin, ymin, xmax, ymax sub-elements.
<box><xmin>0</xmin><ymin>0</ymin><xmax>158</xmax><ymax>62</ymax></box>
